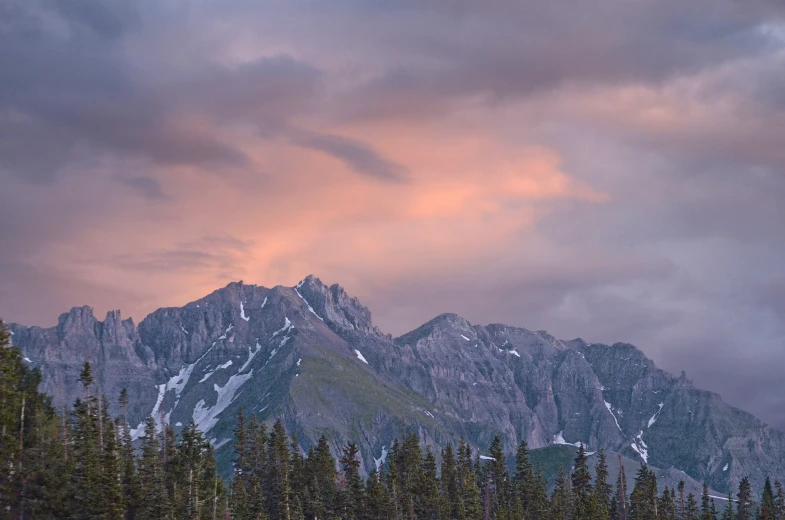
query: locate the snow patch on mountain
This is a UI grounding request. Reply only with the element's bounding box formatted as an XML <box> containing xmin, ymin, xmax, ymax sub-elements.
<box><xmin>374</xmin><ymin>446</ymin><xmax>388</xmax><ymax>471</ymax></box>
<box><xmin>192</xmin><ymin>370</ymin><xmax>254</xmax><ymax>433</ymax></box>
<box><xmin>355</xmin><ymin>350</ymin><xmax>368</xmax><ymax>364</ymax></box>
<box><xmin>604</xmin><ymin>401</ymin><xmax>623</xmax><ymax>432</ymax></box>
<box><xmin>647</xmin><ymin>402</ymin><xmax>664</xmax><ymax>428</ymax></box>
<box><xmin>272</xmin><ymin>317</ymin><xmax>292</xmax><ymax>338</ymax></box>
<box><xmin>631</xmin><ymin>431</ymin><xmax>649</xmax><ymax>463</ymax></box>
<box><xmin>295</xmin><ymin>287</ymin><xmax>324</xmax><ymax>321</ymax></box>
<box><xmin>240</xmin><ymin>302</ymin><xmax>250</xmax><ymax>321</ymax></box>
<box><xmin>553</xmin><ymin>431</ymin><xmax>583</xmax><ymax>448</ymax></box>
<box><xmin>240</xmin><ymin>343</ymin><xmax>262</xmax><ymax>373</ymax></box>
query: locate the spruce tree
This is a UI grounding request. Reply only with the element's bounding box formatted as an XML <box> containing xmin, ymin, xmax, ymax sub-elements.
<box><xmin>761</xmin><ymin>477</ymin><xmax>777</xmax><ymax>520</ymax></box>
<box><xmin>703</xmin><ymin>483</ymin><xmax>713</xmax><ymax>520</ymax></box>
<box><xmin>419</xmin><ymin>448</ymin><xmax>440</xmax><ymax>520</ymax></box>
<box><xmin>720</xmin><ymin>490</ymin><xmax>733</xmax><ymax>520</ymax></box>
<box><xmin>737</xmin><ymin>477</ymin><xmax>753</xmax><ymax>520</ymax></box>
<box><xmin>514</xmin><ymin>439</ymin><xmax>534</xmax><ymax>513</ymax></box>
<box><xmin>304</xmin><ymin>434</ymin><xmax>337</xmax><ymax>519</ymax></box>
<box><xmin>550</xmin><ymin>465</ymin><xmax>571</xmax><ymax>520</ymax></box>
<box><xmin>230</xmin><ymin>410</ymin><xmax>252</xmax><ymax>520</ymax></box>
<box><xmin>629</xmin><ymin>464</ymin><xmax>657</xmax><ymax>520</ymax></box>
<box><xmin>266</xmin><ymin>419</ymin><xmax>291</xmax><ymax>520</ymax></box>
<box><xmin>99</xmin><ymin>420</ymin><xmax>124</xmax><ymax>520</ymax></box>
<box><xmin>457</xmin><ymin>439</ymin><xmax>482</xmax><ymax>520</ymax></box>
<box><xmin>118</xmin><ymin>389</ymin><xmax>138</xmax><ymax>520</ymax></box>
<box><xmin>775</xmin><ymin>480</ymin><xmax>785</xmax><ymax>520</ymax></box>
<box><xmin>487</xmin><ymin>435</ymin><xmax>510</xmax><ymax>520</ymax></box>
<box><xmin>136</xmin><ymin>417</ymin><xmax>171</xmax><ymax>520</ymax></box>
<box><xmin>365</xmin><ymin>467</ymin><xmax>391</xmax><ymax>520</ymax></box>
<box><xmin>660</xmin><ymin>487</ymin><xmax>677</xmax><ymax>520</ymax></box>
<box><xmin>440</xmin><ymin>444</ymin><xmax>460</xmax><ymax>520</ymax></box>
<box><xmin>572</xmin><ymin>444</ymin><xmax>595</xmax><ymax>519</ymax></box>
<box><xmin>678</xmin><ymin>481</ymin><xmax>687</xmax><ymax>520</ymax></box>
<box><xmin>614</xmin><ymin>456</ymin><xmax>629</xmax><ymax>520</ymax></box>
<box><xmin>339</xmin><ymin>442</ymin><xmax>364</xmax><ymax>520</ymax></box>
<box><xmin>686</xmin><ymin>493</ymin><xmax>699</xmax><ymax>520</ymax></box>
<box><xmin>595</xmin><ymin>450</ymin><xmax>612</xmax><ymax>520</ymax></box>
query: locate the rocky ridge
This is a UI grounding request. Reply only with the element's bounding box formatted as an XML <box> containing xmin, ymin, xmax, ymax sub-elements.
<box><xmin>9</xmin><ymin>275</ymin><xmax>785</xmax><ymax>494</ymax></box>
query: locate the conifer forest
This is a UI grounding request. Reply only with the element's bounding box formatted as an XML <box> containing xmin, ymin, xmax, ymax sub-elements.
<box><xmin>2</xmin><ymin>322</ymin><xmax>783</xmax><ymax>520</ymax></box>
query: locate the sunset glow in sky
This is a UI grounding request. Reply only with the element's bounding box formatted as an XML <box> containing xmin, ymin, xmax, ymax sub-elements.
<box><xmin>2</xmin><ymin>1</ymin><xmax>785</xmax><ymax>426</ymax></box>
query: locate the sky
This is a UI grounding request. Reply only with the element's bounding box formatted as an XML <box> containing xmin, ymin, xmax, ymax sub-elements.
<box><xmin>2</xmin><ymin>0</ymin><xmax>785</xmax><ymax>427</ymax></box>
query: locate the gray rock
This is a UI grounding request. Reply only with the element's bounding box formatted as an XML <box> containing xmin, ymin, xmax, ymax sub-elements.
<box><xmin>9</xmin><ymin>275</ymin><xmax>785</xmax><ymax>493</ymax></box>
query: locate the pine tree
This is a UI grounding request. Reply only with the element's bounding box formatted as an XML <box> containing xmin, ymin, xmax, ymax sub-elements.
<box><xmin>230</xmin><ymin>409</ymin><xmax>251</xmax><ymax>520</ymax></box>
<box><xmin>572</xmin><ymin>443</ymin><xmax>595</xmax><ymax>519</ymax></box>
<box><xmin>137</xmin><ymin>417</ymin><xmax>171</xmax><ymax>520</ymax></box>
<box><xmin>761</xmin><ymin>477</ymin><xmax>777</xmax><ymax>520</ymax></box>
<box><xmin>703</xmin><ymin>483</ymin><xmax>713</xmax><ymax>520</ymax></box>
<box><xmin>530</xmin><ymin>465</ymin><xmax>550</xmax><ymax>520</ymax></box>
<box><xmin>99</xmin><ymin>420</ymin><xmax>124</xmax><ymax>520</ymax></box>
<box><xmin>304</xmin><ymin>434</ymin><xmax>337</xmax><ymax>520</ymax></box>
<box><xmin>266</xmin><ymin>419</ymin><xmax>291</xmax><ymax>520</ymax></box>
<box><xmin>550</xmin><ymin>465</ymin><xmax>572</xmax><ymax>520</ymax></box>
<box><xmin>614</xmin><ymin>456</ymin><xmax>629</xmax><ymax>520</ymax></box>
<box><xmin>660</xmin><ymin>487</ymin><xmax>677</xmax><ymax>520</ymax></box>
<box><xmin>720</xmin><ymin>490</ymin><xmax>733</xmax><ymax>520</ymax></box>
<box><xmin>171</xmin><ymin>422</ymin><xmax>214</xmax><ymax>519</ymax></box>
<box><xmin>514</xmin><ymin>439</ymin><xmax>533</xmax><ymax>511</ymax></box>
<box><xmin>487</xmin><ymin>435</ymin><xmax>510</xmax><ymax>520</ymax></box>
<box><xmin>737</xmin><ymin>477</ymin><xmax>753</xmax><ymax>520</ymax></box>
<box><xmin>457</xmin><ymin>439</ymin><xmax>482</xmax><ymax>520</ymax></box>
<box><xmin>678</xmin><ymin>481</ymin><xmax>687</xmax><ymax>520</ymax></box>
<box><xmin>595</xmin><ymin>450</ymin><xmax>612</xmax><ymax>520</ymax></box>
<box><xmin>365</xmin><ymin>467</ymin><xmax>391</xmax><ymax>520</ymax></box>
<box><xmin>118</xmin><ymin>388</ymin><xmax>138</xmax><ymax>520</ymax></box>
<box><xmin>686</xmin><ymin>493</ymin><xmax>699</xmax><ymax>520</ymax></box>
<box><xmin>339</xmin><ymin>442</ymin><xmax>364</xmax><ymax>519</ymax></box>
<box><xmin>419</xmin><ymin>448</ymin><xmax>440</xmax><ymax>520</ymax></box>
<box><xmin>289</xmin><ymin>432</ymin><xmax>305</xmax><ymax>520</ymax></box>
<box><xmin>440</xmin><ymin>444</ymin><xmax>460</xmax><ymax>520</ymax></box>
<box><xmin>71</xmin><ymin>363</ymin><xmax>103</xmax><ymax>520</ymax></box>
<box><xmin>629</xmin><ymin>464</ymin><xmax>657</xmax><ymax>520</ymax></box>
<box><xmin>775</xmin><ymin>480</ymin><xmax>785</xmax><ymax>520</ymax></box>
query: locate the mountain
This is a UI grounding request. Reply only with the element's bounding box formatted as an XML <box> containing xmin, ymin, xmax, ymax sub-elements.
<box><xmin>8</xmin><ymin>275</ymin><xmax>785</xmax><ymax>494</ymax></box>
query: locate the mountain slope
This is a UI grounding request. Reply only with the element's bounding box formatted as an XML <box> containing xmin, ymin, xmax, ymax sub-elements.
<box><xmin>8</xmin><ymin>275</ymin><xmax>785</xmax><ymax>493</ymax></box>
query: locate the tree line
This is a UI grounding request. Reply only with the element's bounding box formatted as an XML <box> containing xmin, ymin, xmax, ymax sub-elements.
<box><xmin>2</xmin><ymin>320</ymin><xmax>785</xmax><ymax>520</ymax></box>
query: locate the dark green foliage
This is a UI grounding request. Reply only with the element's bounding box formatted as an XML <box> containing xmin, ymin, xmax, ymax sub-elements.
<box><xmin>629</xmin><ymin>464</ymin><xmax>657</xmax><ymax>520</ymax></box>
<box><xmin>738</xmin><ymin>476</ymin><xmax>753</xmax><ymax>520</ymax></box>
<box><xmin>760</xmin><ymin>477</ymin><xmax>777</xmax><ymax>520</ymax></box>
<box><xmin>775</xmin><ymin>480</ymin><xmax>785</xmax><ymax>520</ymax></box>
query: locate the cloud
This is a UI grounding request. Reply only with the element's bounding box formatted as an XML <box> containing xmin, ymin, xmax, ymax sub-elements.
<box><xmin>291</xmin><ymin>130</ymin><xmax>406</xmax><ymax>182</ymax></box>
<box><xmin>2</xmin><ymin>0</ymin><xmax>785</xmax><ymax>431</ymax></box>
<box><xmin>116</xmin><ymin>175</ymin><xmax>171</xmax><ymax>200</ymax></box>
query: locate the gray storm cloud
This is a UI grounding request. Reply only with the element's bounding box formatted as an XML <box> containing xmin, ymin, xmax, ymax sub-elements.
<box><xmin>1</xmin><ymin>0</ymin><xmax>785</xmax><ymax>430</ymax></box>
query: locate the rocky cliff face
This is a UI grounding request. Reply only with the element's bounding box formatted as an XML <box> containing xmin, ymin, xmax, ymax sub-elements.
<box><xmin>9</xmin><ymin>275</ymin><xmax>785</xmax><ymax>493</ymax></box>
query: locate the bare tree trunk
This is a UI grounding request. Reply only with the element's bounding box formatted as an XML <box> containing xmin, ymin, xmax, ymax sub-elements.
<box><xmin>97</xmin><ymin>392</ymin><xmax>104</xmax><ymax>454</ymax></box>
<box><xmin>18</xmin><ymin>393</ymin><xmax>25</xmax><ymax>474</ymax></box>
<box><xmin>61</xmin><ymin>402</ymin><xmax>69</xmax><ymax>461</ymax></box>
<box><xmin>212</xmin><ymin>476</ymin><xmax>218</xmax><ymax>520</ymax></box>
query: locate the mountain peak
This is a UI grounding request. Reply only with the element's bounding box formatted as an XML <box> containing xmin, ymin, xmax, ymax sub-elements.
<box><xmin>394</xmin><ymin>312</ymin><xmax>473</xmax><ymax>345</ymax></box>
<box><xmin>295</xmin><ymin>274</ymin><xmax>380</xmax><ymax>335</ymax></box>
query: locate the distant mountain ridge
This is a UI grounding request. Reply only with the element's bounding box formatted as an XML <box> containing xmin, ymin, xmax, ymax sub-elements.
<box><xmin>9</xmin><ymin>275</ymin><xmax>785</xmax><ymax>494</ymax></box>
